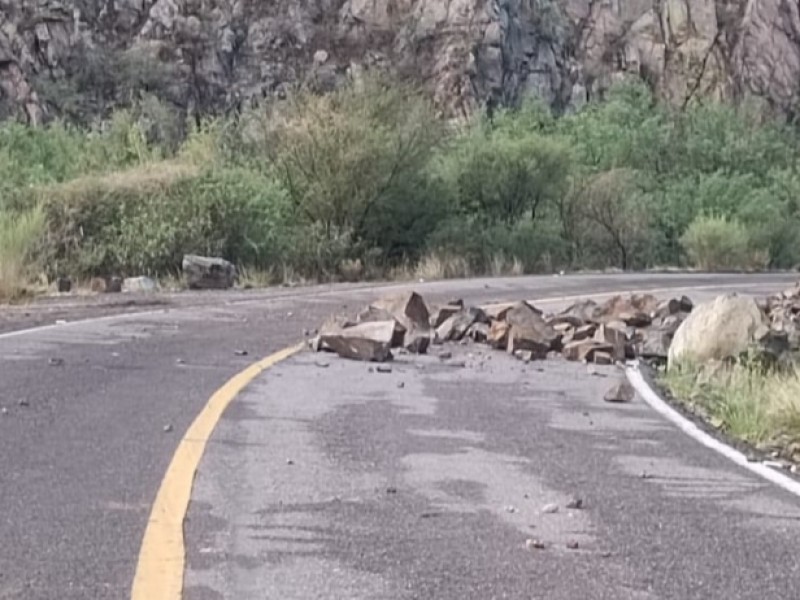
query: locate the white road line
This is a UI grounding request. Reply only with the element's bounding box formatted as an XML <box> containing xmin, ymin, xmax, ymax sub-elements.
<box><xmin>627</xmin><ymin>365</ymin><xmax>800</xmax><ymax>498</ymax></box>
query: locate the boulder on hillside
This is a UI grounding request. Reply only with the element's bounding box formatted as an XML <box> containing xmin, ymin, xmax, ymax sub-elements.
<box><xmin>667</xmin><ymin>294</ymin><xmax>769</xmax><ymax>367</ymax></box>
<box><xmin>182</xmin><ymin>255</ymin><xmax>236</xmax><ymax>290</ymax></box>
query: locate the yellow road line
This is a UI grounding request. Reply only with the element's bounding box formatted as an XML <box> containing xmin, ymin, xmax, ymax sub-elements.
<box><xmin>130</xmin><ymin>342</ymin><xmax>304</xmax><ymax>600</ymax></box>
<box><xmin>130</xmin><ymin>279</ymin><xmax>765</xmax><ymax>599</ymax></box>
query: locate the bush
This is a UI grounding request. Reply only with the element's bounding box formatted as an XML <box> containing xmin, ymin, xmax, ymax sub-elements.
<box><xmin>680</xmin><ymin>215</ymin><xmax>766</xmax><ymax>271</ymax></box>
<box><xmin>251</xmin><ymin>76</ymin><xmax>445</xmax><ymax>260</ymax></box>
<box><xmin>23</xmin><ymin>164</ymin><xmax>289</xmax><ymax>277</ymax></box>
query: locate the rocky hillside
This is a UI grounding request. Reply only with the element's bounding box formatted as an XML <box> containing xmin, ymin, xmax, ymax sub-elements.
<box><xmin>1</xmin><ymin>0</ymin><xmax>799</xmax><ymax>123</ymax></box>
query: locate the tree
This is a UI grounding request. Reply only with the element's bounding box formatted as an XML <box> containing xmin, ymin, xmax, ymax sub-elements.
<box><xmin>257</xmin><ymin>76</ymin><xmax>444</xmax><ymax>244</ymax></box>
<box><xmin>579</xmin><ymin>169</ymin><xmax>651</xmax><ymax>270</ymax></box>
<box><xmin>436</xmin><ymin>128</ymin><xmax>571</xmax><ymax>226</ymax></box>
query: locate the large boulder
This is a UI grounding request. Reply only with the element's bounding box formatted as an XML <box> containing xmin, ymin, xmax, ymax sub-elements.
<box><xmin>505</xmin><ymin>302</ymin><xmax>560</xmax><ymax>357</ymax></box>
<box><xmin>668</xmin><ymin>294</ymin><xmax>768</xmax><ymax>367</ymax></box>
<box><xmin>317</xmin><ymin>321</ymin><xmax>395</xmax><ymax>362</ymax></box>
<box><xmin>182</xmin><ymin>255</ymin><xmax>236</xmax><ymax>290</ymax></box>
<box><xmin>369</xmin><ymin>292</ymin><xmax>432</xmax><ymax>353</ymax></box>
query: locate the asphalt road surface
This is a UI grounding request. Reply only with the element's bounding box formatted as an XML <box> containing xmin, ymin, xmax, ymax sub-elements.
<box><xmin>1</xmin><ymin>273</ymin><xmax>798</xmax><ymax>600</ymax></box>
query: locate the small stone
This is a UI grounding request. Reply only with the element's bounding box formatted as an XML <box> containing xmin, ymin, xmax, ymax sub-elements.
<box><xmin>376</xmin><ymin>365</ymin><xmax>393</xmax><ymax>373</ymax></box>
<box><xmin>386</xmin><ymin>487</ymin><xmax>397</xmax><ymax>494</ymax></box>
<box><xmin>55</xmin><ymin>320</ymin><xmax>67</xmax><ymax>325</ymax></box>
<box><xmin>601</xmin><ymin>551</ymin><xmax>612</xmax><ymax>558</ymax></box>
<box><xmin>541</xmin><ymin>503</ymin><xmax>559</xmax><ymax>514</ymax></box>
<box><xmin>641</xmin><ymin>471</ymin><xmax>653</xmax><ymax>479</ymax></box>
<box><xmin>566</xmin><ymin>497</ymin><xmax>584</xmax><ymax>510</ymax></box>
<box><xmin>286</xmin><ymin>459</ymin><xmax>294</xmax><ymax>465</ymax></box>
<box><xmin>163</xmin><ymin>424</ymin><xmax>173</xmax><ymax>433</ymax></box>
<box><xmin>48</xmin><ymin>357</ymin><xmax>64</xmax><ymax>366</ymax></box>
<box><xmin>566</xmin><ymin>541</ymin><xmax>579</xmax><ymax>550</ymax></box>
<box><xmin>176</xmin><ymin>358</ymin><xmax>185</xmax><ymax>364</ymax></box>
<box><xmin>18</xmin><ymin>399</ymin><xmax>29</xmax><ymax>407</ymax></box>
<box><xmin>302</xmin><ymin>328</ymin><xmax>311</xmax><ymax>336</ymax></box>
<box><xmin>287</xmin><ymin>311</ymin><xmax>294</xmax><ymax>317</ymax></box>
<box><xmin>438</xmin><ymin>351</ymin><xmax>453</xmax><ymax>360</ymax></box>
<box><xmin>397</xmin><ymin>382</ymin><xmax>405</xmax><ymax>389</ymax></box>
<box><xmin>525</xmin><ymin>538</ymin><xmax>546</xmax><ymax>550</ymax></box>
<box><xmin>1</xmin><ymin>407</ymin><xmax>8</xmax><ymax>415</ymax></box>
<box><xmin>505</xmin><ymin>505</ymin><xmax>518</xmax><ymax>513</ymax></box>
<box><xmin>315</xmin><ymin>360</ymin><xmax>330</xmax><ymax>368</ymax></box>
<box><xmin>234</xmin><ymin>349</ymin><xmax>249</xmax><ymax>356</ymax></box>
<box><xmin>603</xmin><ymin>379</ymin><xmax>635</xmax><ymax>403</ymax></box>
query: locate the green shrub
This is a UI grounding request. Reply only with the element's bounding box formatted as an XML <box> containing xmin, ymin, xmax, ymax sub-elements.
<box><xmin>434</xmin><ymin>126</ymin><xmax>571</xmax><ymax>226</ymax></box>
<box><xmin>252</xmin><ymin>76</ymin><xmax>445</xmax><ymax>254</ymax></box>
<box><xmin>23</xmin><ymin>163</ymin><xmax>289</xmax><ymax>277</ymax></box>
<box><xmin>680</xmin><ymin>214</ymin><xmax>766</xmax><ymax>271</ymax></box>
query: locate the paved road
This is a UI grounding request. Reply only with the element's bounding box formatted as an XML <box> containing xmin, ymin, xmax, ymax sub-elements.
<box><xmin>0</xmin><ymin>273</ymin><xmax>797</xmax><ymax>599</ymax></box>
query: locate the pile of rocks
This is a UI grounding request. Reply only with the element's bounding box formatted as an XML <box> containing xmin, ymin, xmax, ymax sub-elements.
<box><xmin>312</xmin><ymin>290</ymin><xmax>696</xmax><ymax>366</ymax></box>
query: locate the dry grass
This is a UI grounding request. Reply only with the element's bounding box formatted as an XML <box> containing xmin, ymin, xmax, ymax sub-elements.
<box><xmin>489</xmin><ymin>254</ymin><xmax>524</xmax><ymax>277</ymax></box>
<box><xmin>34</xmin><ymin>160</ymin><xmax>199</xmax><ymax>202</ymax></box>
<box><xmin>661</xmin><ymin>361</ymin><xmax>800</xmax><ymax>453</ymax></box>
<box><xmin>414</xmin><ymin>252</ymin><xmax>471</xmax><ymax>281</ymax></box>
<box><xmin>0</xmin><ymin>206</ymin><xmax>46</xmax><ymax>302</ymax></box>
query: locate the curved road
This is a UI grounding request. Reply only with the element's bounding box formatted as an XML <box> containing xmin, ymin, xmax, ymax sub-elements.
<box><xmin>0</xmin><ymin>273</ymin><xmax>798</xmax><ymax>599</ymax></box>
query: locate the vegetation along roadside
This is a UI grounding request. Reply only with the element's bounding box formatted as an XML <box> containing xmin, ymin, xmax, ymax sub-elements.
<box><xmin>3</xmin><ymin>76</ymin><xmax>800</xmax><ymax>302</ymax></box>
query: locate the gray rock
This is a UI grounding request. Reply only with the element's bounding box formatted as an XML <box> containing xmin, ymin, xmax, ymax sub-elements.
<box><xmin>604</xmin><ymin>379</ymin><xmax>635</xmax><ymax>403</ymax></box>
<box><xmin>436</xmin><ymin>311</ymin><xmax>477</xmax><ymax>342</ymax></box>
<box><xmin>182</xmin><ymin>255</ymin><xmax>236</xmax><ymax>290</ymax></box>
<box><xmin>369</xmin><ymin>292</ymin><xmax>432</xmax><ymax>353</ymax></box>
<box><xmin>317</xmin><ymin>320</ymin><xmax>395</xmax><ymax>362</ymax></box>
<box><xmin>56</xmin><ymin>276</ymin><xmax>71</xmax><ymax>293</ymax></box>
<box><xmin>106</xmin><ymin>276</ymin><xmax>123</xmax><ymax>293</ymax></box>
<box><xmin>505</xmin><ymin>302</ymin><xmax>560</xmax><ymax>357</ymax></box>
<box><xmin>668</xmin><ymin>294</ymin><xmax>768</xmax><ymax>367</ymax></box>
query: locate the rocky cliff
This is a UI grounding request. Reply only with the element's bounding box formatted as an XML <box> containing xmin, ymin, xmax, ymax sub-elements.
<box><xmin>2</xmin><ymin>0</ymin><xmax>799</xmax><ymax>123</ymax></box>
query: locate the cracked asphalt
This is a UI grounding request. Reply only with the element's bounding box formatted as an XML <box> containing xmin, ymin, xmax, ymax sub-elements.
<box><xmin>0</xmin><ymin>273</ymin><xmax>798</xmax><ymax>599</ymax></box>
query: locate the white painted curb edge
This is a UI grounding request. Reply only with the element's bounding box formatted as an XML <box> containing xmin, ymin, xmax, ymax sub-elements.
<box><xmin>626</xmin><ymin>363</ymin><xmax>800</xmax><ymax>498</ymax></box>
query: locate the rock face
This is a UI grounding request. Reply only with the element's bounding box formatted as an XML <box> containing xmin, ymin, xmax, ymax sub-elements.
<box><xmin>182</xmin><ymin>255</ymin><xmax>236</xmax><ymax>290</ymax></box>
<box><xmin>3</xmin><ymin>0</ymin><xmax>800</xmax><ymax>123</ymax></box>
<box><xmin>668</xmin><ymin>294</ymin><xmax>768</xmax><ymax>366</ymax></box>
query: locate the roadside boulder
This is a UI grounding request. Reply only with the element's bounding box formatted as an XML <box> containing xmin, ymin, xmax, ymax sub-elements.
<box><xmin>429</xmin><ymin>303</ymin><xmax>463</xmax><ymax>328</ymax></box>
<box><xmin>317</xmin><ymin>320</ymin><xmax>395</xmax><ymax>362</ymax></box>
<box><xmin>182</xmin><ymin>255</ymin><xmax>236</xmax><ymax>290</ymax></box>
<box><xmin>365</xmin><ymin>292</ymin><xmax>432</xmax><ymax>353</ymax></box>
<box><xmin>562</xmin><ymin>339</ymin><xmax>614</xmax><ymax>362</ymax></box>
<box><xmin>604</xmin><ymin>379</ymin><xmax>635</xmax><ymax>403</ymax></box>
<box><xmin>436</xmin><ymin>310</ymin><xmax>477</xmax><ymax>342</ymax></box>
<box><xmin>505</xmin><ymin>302</ymin><xmax>560</xmax><ymax>357</ymax></box>
<box><xmin>668</xmin><ymin>294</ymin><xmax>768</xmax><ymax>367</ymax></box>
<box><xmin>107</xmin><ymin>276</ymin><xmax>123</xmax><ymax>293</ymax></box>
<box><xmin>557</xmin><ymin>300</ymin><xmax>598</xmax><ymax>325</ymax></box>
<box><xmin>488</xmin><ymin>320</ymin><xmax>510</xmax><ymax>349</ymax></box>
<box><xmin>56</xmin><ymin>276</ymin><xmax>71</xmax><ymax>293</ymax></box>
<box><xmin>593</xmin><ymin>324</ymin><xmax>627</xmax><ymax>361</ymax></box>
